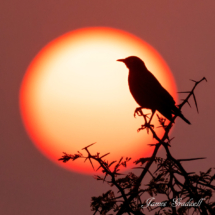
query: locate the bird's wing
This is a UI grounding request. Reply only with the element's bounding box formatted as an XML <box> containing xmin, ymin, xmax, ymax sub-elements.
<box><xmin>142</xmin><ymin>71</ymin><xmax>176</xmax><ymax>106</ymax></box>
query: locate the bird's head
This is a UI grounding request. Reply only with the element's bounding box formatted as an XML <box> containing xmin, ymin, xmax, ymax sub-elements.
<box><xmin>117</xmin><ymin>56</ymin><xmax>146</xmax><ymax>70</ymax></box>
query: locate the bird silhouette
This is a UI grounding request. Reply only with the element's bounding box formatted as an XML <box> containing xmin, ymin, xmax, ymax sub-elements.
<box><xmin>117</xmin><ymin>56</ymin><xmax>190</xmax><ymax>125</ymax></box>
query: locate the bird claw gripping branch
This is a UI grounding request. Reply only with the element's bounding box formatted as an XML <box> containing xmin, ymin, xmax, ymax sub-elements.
<box><xmin>137</xmin><ymin>122</ymin><xmax>154</xmax><ymax>134</ymax></box>
<box><xmin>135</xmin><ymin>108</ymin><xmax>154</xmax><ymax>133</ymax></box>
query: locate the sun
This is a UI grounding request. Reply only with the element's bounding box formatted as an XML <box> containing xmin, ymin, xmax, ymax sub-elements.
<box><xmin>19</xmin><ymin>27</ymin><xmax>177</xmax><ymax>174</ymax></box>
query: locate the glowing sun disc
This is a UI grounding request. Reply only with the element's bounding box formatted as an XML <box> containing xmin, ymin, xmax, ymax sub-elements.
<box><xmin>20</xmin><ymin>27</ymin><xmax>177</xmax><ymax>174</ymax></box>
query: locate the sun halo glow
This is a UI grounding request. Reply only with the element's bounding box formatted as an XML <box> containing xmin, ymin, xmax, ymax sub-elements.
<box><xmin>20</xmin><ymin>27</ymin><xmax>177</xmax><ymax>174</ymax></box>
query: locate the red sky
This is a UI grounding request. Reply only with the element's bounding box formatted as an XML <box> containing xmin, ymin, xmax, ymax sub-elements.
<box><xmin>1</xmin><ymin>1</ymin><xmax>215</xmax><ymax>214</ymax></box>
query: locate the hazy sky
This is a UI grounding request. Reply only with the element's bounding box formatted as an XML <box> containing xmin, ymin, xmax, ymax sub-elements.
<box><xmin>1</xmin><ymin>1</ymin><xmax>215</xmax><ymax>214</ymax></box>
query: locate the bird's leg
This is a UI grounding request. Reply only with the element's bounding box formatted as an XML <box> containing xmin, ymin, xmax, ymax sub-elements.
<box><xmin>137</xmin><ymin>110</ymin><xmax>155</xmax><ymax>133</ymax></box>
<box><xmin>148</xmin><ymin>110</ymin><xmax>155</xmax><ymax>125</ymax></box>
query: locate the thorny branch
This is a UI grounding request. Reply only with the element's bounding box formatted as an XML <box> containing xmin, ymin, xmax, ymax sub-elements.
<box><xmin>59</xmin><ymin>77</ymin><xmax>215</xmax><ymax>215</ymax></box>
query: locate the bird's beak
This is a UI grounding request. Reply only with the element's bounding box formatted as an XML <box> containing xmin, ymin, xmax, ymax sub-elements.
<box><xmin>117</xmin><ymin>59</ymin><xmax>125</xmax><ymax>62</ymax></box>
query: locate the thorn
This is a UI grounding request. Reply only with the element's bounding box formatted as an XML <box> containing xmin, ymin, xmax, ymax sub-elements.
<box><xmin>190</xmin><ymin>79</ymin><xmax>197</xmax><ymax>83</ymax></box>
<box><xmin>169</xmin><ymin>137</ymin><xmax>175</xmax><ymax>142</ymax></box>
<box><xmin>89</xmin><ymin>158</ymin><xmax>95</xmax><ymax>170</ymax></box>
<box><xmin>178</xmin><ymin>157</ymin><xmax>206</xmax><ymax>162</ymax></box>
<box><xmin>186</xmin><ymin>100</ymin><xmax>191</xmax><ymax>107</ymax></box>
<box><xmin>96</xmin><ymin>165</ymin><xmax>102</xmax><ymax>171</ymax></box>
<box><xmin>192</xmin><ymin>93</ymin><xmax>199</xmax><ymax>113</ymax></box>
<box><xmin>82</xmin><ymin>142</ymin><xmax>96</xmax><ymax>150</ymax></box>
<box><xmin>100</xmin><ymin>153</ymin><xmax>110</xmax><ymax>159</ymax></box>
<box><xmin>178</xmin><ymin>91</ymin><xmax>190</xmax><ymax>93</ymax></box>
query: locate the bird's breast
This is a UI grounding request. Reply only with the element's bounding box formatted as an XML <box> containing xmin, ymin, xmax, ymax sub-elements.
<box><xmin>128</xmin><ymin>73</ymin><xmax>151</xmax><ymax>108</ymax></box>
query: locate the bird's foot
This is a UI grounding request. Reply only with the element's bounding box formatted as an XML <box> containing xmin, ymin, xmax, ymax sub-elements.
<box><xmin>134</xmin><ymin>107</ymin><xmax>143</xmax><ymax>117</ymax></box>
<box><xmin>134</xmin><ymin>107</ymin><xmax>150</xmax><ymax>119</ymax></box>
<box><xmin>137</xmin><ymin>122</ymin><xmax>154</xmax><ymax>134</ymax></box>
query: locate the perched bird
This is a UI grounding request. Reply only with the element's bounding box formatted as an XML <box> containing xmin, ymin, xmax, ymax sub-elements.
<box><xmin>117</xmin><ymin>56</ymin><xmax>190</xmax><ymax>125</ymax></box>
